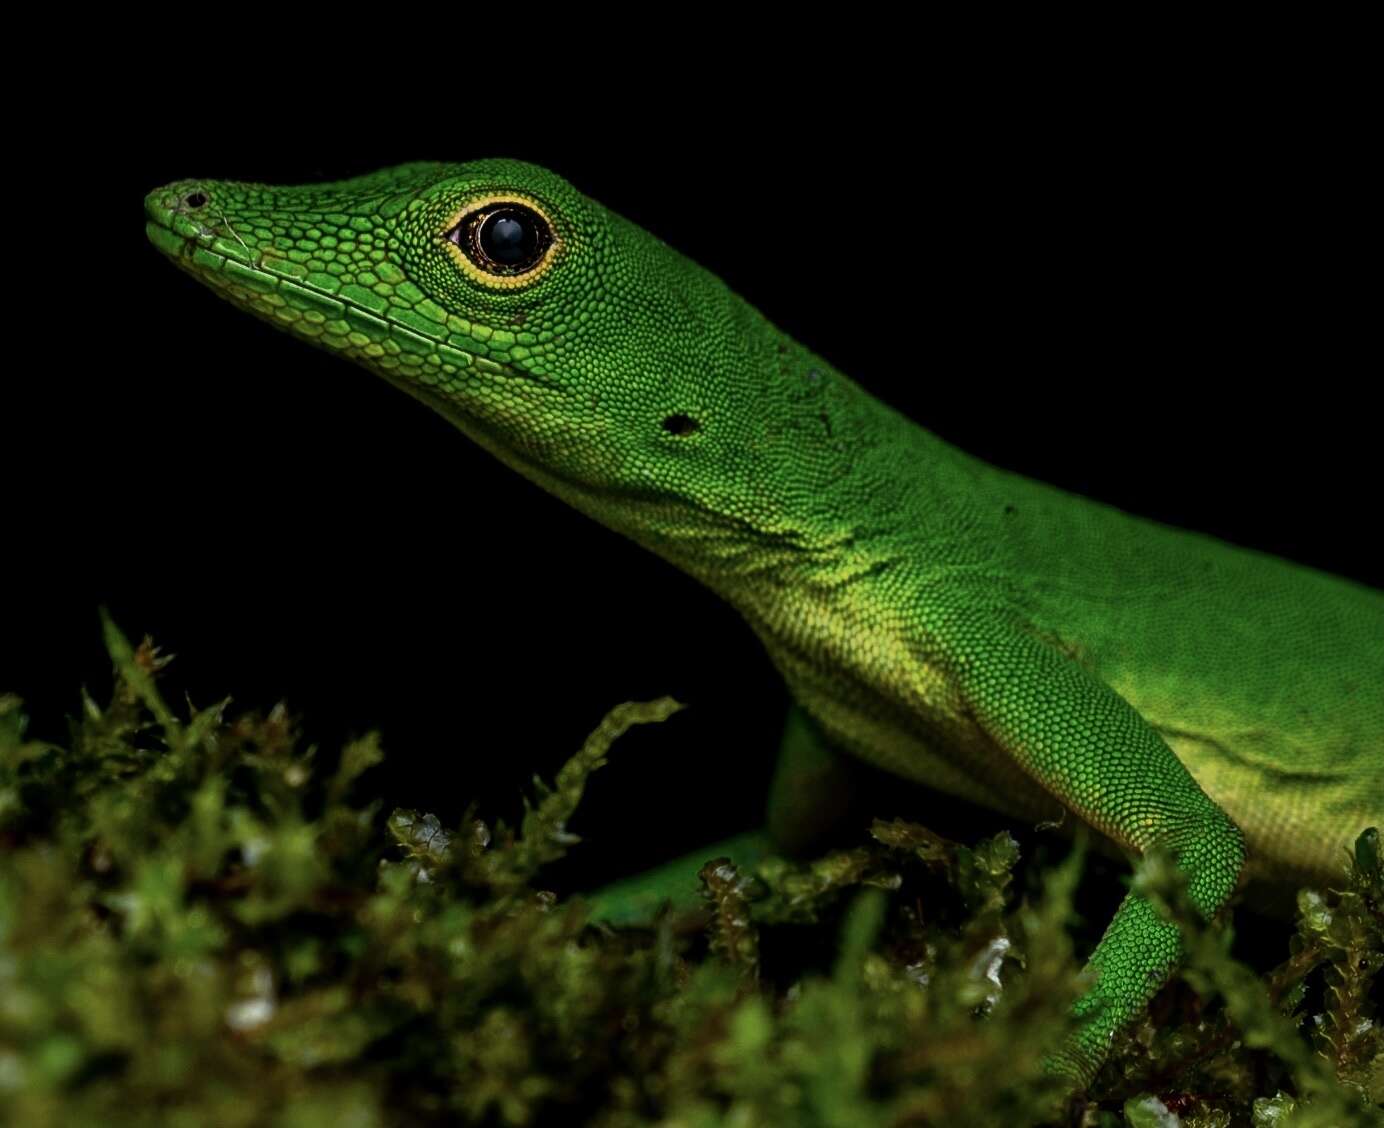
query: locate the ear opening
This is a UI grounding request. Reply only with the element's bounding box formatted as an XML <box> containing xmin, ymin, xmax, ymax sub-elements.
<box><xmin>661</xmin><ymin>413</ymin><xmax>700</xmax><ymax>436</ymax></box>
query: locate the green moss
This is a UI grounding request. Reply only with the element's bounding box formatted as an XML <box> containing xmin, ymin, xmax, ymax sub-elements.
<box><xmin>0</xmin><ymin>619</ymin><xmax>1379</xmax><ymax>1126</ymax></box>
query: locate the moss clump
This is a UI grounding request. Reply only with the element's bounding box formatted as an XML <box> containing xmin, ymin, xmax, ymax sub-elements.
<box><xmin>0</xmin><ymin>616</ymin><xmax>1380</xmax><ymax>1126</ymax></box>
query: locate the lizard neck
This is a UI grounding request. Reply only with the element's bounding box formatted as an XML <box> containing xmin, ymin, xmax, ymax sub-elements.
<box><xmin>421</xmin><ymin>325</ymin><xmax>1002</xmax><ymax>628</ymax></box>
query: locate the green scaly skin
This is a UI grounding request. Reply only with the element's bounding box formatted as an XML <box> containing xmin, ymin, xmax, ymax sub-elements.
<box><xmin>144</xmin><ymin>160</ymin><xmax>1384</xmax><ymax>1087</ymax></box>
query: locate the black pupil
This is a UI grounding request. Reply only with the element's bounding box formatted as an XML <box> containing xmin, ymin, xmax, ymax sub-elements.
<box><xmin>479</xmin><ymin>209</ymin><xmax>539</xmax><ymax>267</ymax></box>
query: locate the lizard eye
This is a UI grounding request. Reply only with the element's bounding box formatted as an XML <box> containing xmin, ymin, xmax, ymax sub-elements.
<box><xmin>449</xmin><ymin>203</ymin><xmax>552</xmax><ymax>276</ymax></box>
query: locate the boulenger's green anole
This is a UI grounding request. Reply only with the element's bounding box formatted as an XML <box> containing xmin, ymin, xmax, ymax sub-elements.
<box><xmin>144</xmin><ymin>160</ymin><xmax>1383</xmax><ymax>1087</ymax></box>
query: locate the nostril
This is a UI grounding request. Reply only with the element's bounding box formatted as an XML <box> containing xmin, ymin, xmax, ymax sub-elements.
<box><xmin>182</xmin><ymin>191</ymin><xmax>208</xmax><ymax>209</ymax></box>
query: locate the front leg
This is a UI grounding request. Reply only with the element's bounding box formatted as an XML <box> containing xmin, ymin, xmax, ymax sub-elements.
<box><xmin>766</xmin><ymin>702</ymin><xmax>864</xmax><ymax>855</ymax></box>
<box><xmin>938</xmin><ymin>611</ymin><xmax>1247</xmax><ymax>1085</ymax></box>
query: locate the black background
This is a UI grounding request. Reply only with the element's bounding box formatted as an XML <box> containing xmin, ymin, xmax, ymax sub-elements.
<box><xmin>6</xmin><ymin>51</ymin><xmax>1375</xmax><ymax>914</ymax></box>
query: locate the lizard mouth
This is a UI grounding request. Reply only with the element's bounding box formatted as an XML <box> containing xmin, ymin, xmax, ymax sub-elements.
<box><xmin>144</xmin><ymin>181</ymin><xmax>593</xmax><ymax>502</ymax></box>
<box><xmin>144</xmin><ymin>183</ymin><xmax>559</xmax><ymax>405</ymax></box>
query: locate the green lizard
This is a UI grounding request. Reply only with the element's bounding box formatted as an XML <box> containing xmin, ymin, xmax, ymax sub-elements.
<box><xmin>144</xmin><ymin>160</ymin><xmax>1383</xmax><ymax>1087</ymax></box>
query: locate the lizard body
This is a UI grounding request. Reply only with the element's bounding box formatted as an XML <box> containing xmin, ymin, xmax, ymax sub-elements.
<box><xmin>144</xmin><ymin>160</ymin><xmax>1383</xmax><ymax>1084</ymax></box>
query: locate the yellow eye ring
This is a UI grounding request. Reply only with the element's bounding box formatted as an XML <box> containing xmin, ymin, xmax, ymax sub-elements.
<box><xmin>443</xmin><ymin>195</ymin><xmax>560</xmax><ymax>289</ymax></box>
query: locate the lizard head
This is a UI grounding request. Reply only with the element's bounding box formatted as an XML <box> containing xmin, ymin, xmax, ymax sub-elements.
<box><xmin>145</xmin><ymin>160</ymin><xmax>855</xmax><ymax>576</ymax></box>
